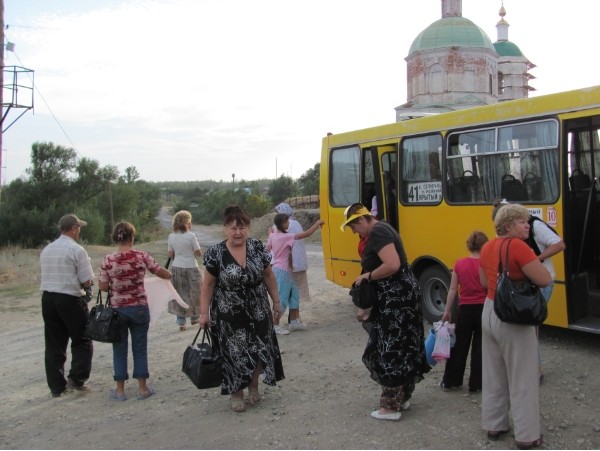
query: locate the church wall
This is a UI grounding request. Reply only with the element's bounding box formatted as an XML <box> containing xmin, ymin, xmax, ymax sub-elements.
<box><xmin>406</xmin><ymin>47</ymin><xmax>498</xmax><ymax>105</ymax></box>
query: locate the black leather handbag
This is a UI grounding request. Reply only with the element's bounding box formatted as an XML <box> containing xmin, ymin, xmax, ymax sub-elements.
<box><xmin>182</xmin><ymin>328</ymin><xmax>223</xmax><ymax>389</ymax></box>
<box><xmin>494</xmin><ymin>239</ymin><xmax>548</xmax><ymax>326</ymax></box>
<box><xmin>85</xmin><ymin>291</ymin><xmax>121</xmax><ymax>343</ymax></box>
<box><xmin>349</xmin><ymin>280</ymin><xmax>377</xmax><ymax>309</ymax></box>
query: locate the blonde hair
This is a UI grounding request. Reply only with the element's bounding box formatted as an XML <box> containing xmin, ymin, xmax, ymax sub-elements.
<box><xmin>172</xmin><ymin>210</ymin><xmax>192</xmax><ymax>232</ymax></box>
<box><xmin>494</xmin><ymin>204</ymin><xmax>529</xmax><ymax>236</ymax></box>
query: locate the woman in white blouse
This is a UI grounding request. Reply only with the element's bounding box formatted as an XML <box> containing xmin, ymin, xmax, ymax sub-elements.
<box><xmin>167</xmin><ymin>210</ymin><xmax>202</xmax><ymax>331</ymax></box>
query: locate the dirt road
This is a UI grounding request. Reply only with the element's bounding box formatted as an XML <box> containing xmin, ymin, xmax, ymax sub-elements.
<box><xmin>1</xmin><ymin>222</ymin><xmax>600</xmax><ymax>449</ymax></box>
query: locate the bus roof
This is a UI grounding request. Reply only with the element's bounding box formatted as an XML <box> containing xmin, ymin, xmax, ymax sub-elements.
<box><xmin>324</xmin><ymin>85</ymin><xmax>600</xmax><ymax>147</ymax></box>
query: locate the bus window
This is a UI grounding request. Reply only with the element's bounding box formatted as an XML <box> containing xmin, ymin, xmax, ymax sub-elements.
<box><xmin>447</xmin><ymin>129</ymin><xmax>493</xmax><ymax>203</ymax></box>
<box><xmin>447</xmin><ymin>120</ymin><xmax>559</xmax><ymax>203</ymax></box>
<box><xmin>401</xmin><ymin>134</ymin><xmax>443</xmax><ymax>204</ymax></box>
<box><xmin>498</xmin><ymin>120</ymin><xmax>559</xmax><ymax>202</ymax></box>
<box><xmin>568</xmin><ymin>122</ymin><xmax>600</xmax><ymax>188</ymax></box>
<box><xmin>330</xmin><ymin>146</ymin><xmax>360</xmax><ymax>207</ymax></box>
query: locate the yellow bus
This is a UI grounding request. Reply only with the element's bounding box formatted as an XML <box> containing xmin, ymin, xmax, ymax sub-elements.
<box><xmin>320</xmin><ymin>85</ymin><xmax>600</xmax><ymax>332</ymax></box>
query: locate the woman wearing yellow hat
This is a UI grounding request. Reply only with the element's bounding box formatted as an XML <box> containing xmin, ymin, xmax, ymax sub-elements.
<box><xmin>341</xmin><ymin>203</ymin><xmax>430</xmax><ymax>421</ymax></box>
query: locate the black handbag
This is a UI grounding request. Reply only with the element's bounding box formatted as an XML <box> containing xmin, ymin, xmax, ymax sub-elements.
<box><xmin>182</xmin><ymin>328</ymin><xmax>223</xmax><ymax>389</ymax></box>
<box><xmin>493</xmin><ymin>239</ymin><xmax>548</xmax><ymax>326</ymax></box>
<box><xmin>85</xmin><ymin>290</ymin><xmax>121</xmax><ymax>343</ymax></box>
<box><xmin>349</xmin><ymin>279</ymin><xmax>377</xmax><ymax>309</ymax></box>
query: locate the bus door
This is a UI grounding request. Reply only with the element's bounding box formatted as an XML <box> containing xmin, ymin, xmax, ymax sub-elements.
<box><xmin>366</xmin><ymin>146</ymin><xmax>398</xmax><ymax>229</ymax></box>
<box><xmin>564</xmin><ymin>116</ymin><xmax>600</xmax><ymax>330</ymax></box>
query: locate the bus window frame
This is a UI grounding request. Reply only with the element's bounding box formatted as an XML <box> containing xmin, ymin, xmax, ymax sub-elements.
<box><xmin>445</xmin><ymin>117</ymin><xmax>560</xmax><ymax>205</ymax></box>
<box><xmin>399</xmin><ymin>132</ymin><xmax>444</xmax><ymax>206</ymax></box>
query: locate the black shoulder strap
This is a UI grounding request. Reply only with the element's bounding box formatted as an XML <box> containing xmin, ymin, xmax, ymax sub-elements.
<box><xmin>497</xmin><ymin>238</ymin><xmax>512</xmax><ymax>275</ymax></box>
<box><xmin>526</xmin><ymin>216</ymin><xmax>558</xmax><ymax>256</ymax></box>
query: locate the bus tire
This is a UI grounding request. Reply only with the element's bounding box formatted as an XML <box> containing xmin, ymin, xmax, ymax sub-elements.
<box><xmin>418</xmin><ymin>266</ymin><xmax>450</xmax><ymax>323</ymax></box>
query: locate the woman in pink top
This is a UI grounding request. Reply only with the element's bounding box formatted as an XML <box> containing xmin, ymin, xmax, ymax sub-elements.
<box><xmin>440</xmin><ymin>230</ymin><xmax>488</xmax><ymax>393</ymax></box>
<box><xmin>267</xmin><ymin>213</ymin><xmax>323</xmax><ymax>335</ymax></box>
<box><xmin>99</xmin><ymin>222</ymin><xmax>172</xmax><ymax>401</ymax></box>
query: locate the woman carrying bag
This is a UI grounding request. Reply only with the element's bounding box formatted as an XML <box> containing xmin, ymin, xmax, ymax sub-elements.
<box><xmin>99</xmin><ymin>222</ymin><xmax>172</xmax><ymax>401</ymax></box>
<box><xmin>340</xmin><ymin>203</ymin><xmax>429</xmax><ymax>421</ymax></box>
<box><xmin>479</xmin><ymin>204</ymin><xmax>550</xmax><ymax>449</ymax></box>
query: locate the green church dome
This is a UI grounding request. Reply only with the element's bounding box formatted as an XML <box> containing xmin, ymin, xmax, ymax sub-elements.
<box><xmin>409</xmin><ymin>17</ymin><xmax>495</xmax><ymax>55</ymax></box>
<box><xmin>493</xmin><ymin>40</ymin><xmax>524</xmax><ymax>57</ymax></box>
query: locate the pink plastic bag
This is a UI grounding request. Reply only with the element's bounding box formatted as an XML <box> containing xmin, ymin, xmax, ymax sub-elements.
<box><xmin>432</xmin><ymin>321</ymin><xmax>454</xmax><ymax>363</ymax></box>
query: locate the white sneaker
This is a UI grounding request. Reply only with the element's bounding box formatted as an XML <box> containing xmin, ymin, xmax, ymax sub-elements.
<box><xmin>288</xmin><ymin>320</ymin><xmax>306</xmax><ymax>331</ymax></box>
<box><xmin>371</xmin><ymin>410</ymin><xmax>401</xmax><ymax>421</ymax></box>
<box><xmin>274</xmin><ymin>325</ymin><xmax>290</xmax><ymax>335</ymax></box>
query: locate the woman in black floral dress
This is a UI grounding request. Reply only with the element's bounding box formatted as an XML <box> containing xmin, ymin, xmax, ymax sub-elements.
<box><xmin>341</xmin><ymin>203</ymin><xmax>430</xmax><ymax>421</ymax></box>
<box><xmin>199</xmin><ymin>206</ymin><xmax>284</xmax><ymax>412</ymax></box>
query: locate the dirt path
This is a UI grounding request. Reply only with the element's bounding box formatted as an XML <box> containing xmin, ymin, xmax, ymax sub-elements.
<box><xmin>1</xmin><ymin>222</ymin><xmax>600</xmax><ymax>449</ymax></box>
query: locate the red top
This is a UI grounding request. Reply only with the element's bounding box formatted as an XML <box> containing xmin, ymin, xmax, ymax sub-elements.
<box><xmin>480</xmin><ymin>237</ymin><xmax>538</xmax><ymax>300</ymax></box>
<box><xmin>100</xmin><ymin>249</ymin><xmax>162</xmax><ymax>307</ymax></box>
<box><xmin>454</xmin><ymin>257</ymin><xmax>486</xmax><ymax>305</ymax></box>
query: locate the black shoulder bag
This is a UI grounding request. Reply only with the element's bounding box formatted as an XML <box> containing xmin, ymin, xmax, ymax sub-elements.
<box><xmin>85</xmin><ymin>290</ymin><xmax>121</xmax><ymax>343</ymax></box>
<box><xmin>493</xmin><ymin>239</ymin><xmax>548</xmax><ymax>326</ymax></box>
<box><xmin>349</xmin><ymin>279</ymin><xmax>377</xmax><ymax>309</ymax></box>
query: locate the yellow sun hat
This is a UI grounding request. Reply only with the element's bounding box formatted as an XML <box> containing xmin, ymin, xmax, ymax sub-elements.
<box><xmin>340</xmin><ymin>204</ymin><xmax>371</xmax><ymax>231</ymax></box>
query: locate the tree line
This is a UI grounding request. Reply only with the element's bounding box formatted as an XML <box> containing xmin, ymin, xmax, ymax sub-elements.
<box><xmin>0</xmin><ymin>142</ymin><xmax>320</xmax><ymax>248</ymax></box>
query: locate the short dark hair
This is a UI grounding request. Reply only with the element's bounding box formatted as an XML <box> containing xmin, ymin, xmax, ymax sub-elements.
<box><xmin>274</xmin><ymin>213</ymin><xmax>289</xmax><ymax>233</ymax></box>
<box><xmin>223</xmin><ymin>205</ymin><xmax>250</xmax><ymax>227</ymax></box>
<box><xmin>112</xmin><ymin>221</ymin><xmax>136</xmax><ymax>243</ymax></box>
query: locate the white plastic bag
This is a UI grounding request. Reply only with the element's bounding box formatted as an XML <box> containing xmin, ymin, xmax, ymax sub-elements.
<box><xmin>431</xmin><ymin>321</ymin><xmax>455</xmax><ymax>363</ymax></box>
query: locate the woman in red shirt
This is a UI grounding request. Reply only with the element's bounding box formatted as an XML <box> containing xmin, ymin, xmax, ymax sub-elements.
<box><xmin>441</xmin><ymin>230</ymin><xmax>488</xmax><ymax>393</ymax></box>
<box><xmin>479</xmin><ymin>204</ymin><xmax>550</xmax><ymax>449</ymax></box>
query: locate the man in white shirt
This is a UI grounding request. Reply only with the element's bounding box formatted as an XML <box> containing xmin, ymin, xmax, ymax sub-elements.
<box><xmin>40</xmin><ymin>214</ymin><xmax>95</xmax><ymax>397</ymax></box>
<box><xmin>527</xmin><ymin>216</ymin><xmax>566</xmax><ymax>302</ymax></box>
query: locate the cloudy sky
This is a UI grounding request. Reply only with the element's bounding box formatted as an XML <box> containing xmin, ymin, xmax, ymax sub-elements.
<box><xmin>2</xmin><ymin>0</ymin><xmax>599</xmax><ymax>184</ymax></box>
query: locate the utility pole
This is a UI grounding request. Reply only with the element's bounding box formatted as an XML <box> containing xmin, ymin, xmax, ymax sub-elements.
<box><xmin>0</xmin><ymin>0</ymin><xmax>4</xmax><ymax>192</ymax></box>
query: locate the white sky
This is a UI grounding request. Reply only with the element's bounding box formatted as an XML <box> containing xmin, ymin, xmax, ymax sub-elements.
<box><xmin>2</xmin><ymin>0</ymin><xmax>599</xmax><ymax>184</ymax></box>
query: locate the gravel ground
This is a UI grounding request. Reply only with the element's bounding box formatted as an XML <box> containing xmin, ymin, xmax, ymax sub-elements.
<box><xmin>1</xmin><ymin>214</ymin><xmax>600</xmax><ymax>450</ymax></box>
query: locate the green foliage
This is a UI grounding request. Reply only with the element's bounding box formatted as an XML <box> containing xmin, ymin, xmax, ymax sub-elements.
<box><xmin>298</xmin><ymin>163</ymin><xmax>320</xmax><ymax>195</ymax></box>
<box><xmin>243</xmin><ymin>194</ymin><xmax>273</xmax><ymax>218</ymax></box>
<box><xmin>0</xmin><ymin>142</ymin><xmax>161</xmax><ymax>247</ymax></box>
<box><xmin>72</xmin><ymin>207</ymin><xmax>106</xmax><ymax>245</ymax></box>
<box><xmin>0</xmin><ymin>149</ymin><xmax>322</xmax><ymax>248</ymax></box>
<box><xmin>268</xmin><ymin>175</ymin><xmax>296</xmax><ymax>204</ymax></box>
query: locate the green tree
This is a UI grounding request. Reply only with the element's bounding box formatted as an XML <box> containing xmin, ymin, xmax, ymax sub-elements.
<box><xmin>0</xmin><ymin>142</ymin><xmax>162</xmax><ymax>247</ymax></box>
<box><xmin>122</xmin><ymin>166</ymin><xmax>140</xmax><ymax>184</ymax></box>
<box><xmin>298</xmin><ymin>163</ymin><xmax>320</xmax><ymax>195</ymax></box>
<box><xmin>267</xmin><ymin>175</ymin><xmax>295</xmax><ymax>205</ymax></box>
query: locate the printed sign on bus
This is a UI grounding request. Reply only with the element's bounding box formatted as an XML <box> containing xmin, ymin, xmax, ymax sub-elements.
<box><xmin>407</xmin><ymin>181</ymin><xmax>443</xmax><ymax>203</ymax></box>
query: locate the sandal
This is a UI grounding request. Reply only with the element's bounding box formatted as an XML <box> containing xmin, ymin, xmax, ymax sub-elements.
<box><xmin>137</xmin><ymin>386</ymin><xmax>155</xmax><ymax>400</ymax></box>
<box><xmin>487</xmin><ymin>429</ymin><xmax>510</xmax><ymax>441</ymax></box>
<box><xmin>110</xmin><ymin>389</ymin><xmax>127</xmax><ymax>401</ymax></box>
<box><xmin>516</xmin><ymin>436</ymin><xmax>543</xmax><ymax>450</ymax></box>
<box><xmin>231</xmin><ymin>396</ymin><xmax>246</xmax><ymax>413</ymax></box>
<box><xmin>247</xmin><ymin>387</ymin><xmax>261</xmax><ymax>405</ymax></box>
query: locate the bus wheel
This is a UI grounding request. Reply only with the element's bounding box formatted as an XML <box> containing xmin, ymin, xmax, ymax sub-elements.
<box><xmin>418</xmin><ymin>266</ymin><xmax>450</xmax><ymax>323</ymax></box>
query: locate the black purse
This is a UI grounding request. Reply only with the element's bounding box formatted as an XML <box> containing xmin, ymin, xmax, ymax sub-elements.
<box><xmin>349</xmin><ymin>279</ymin><xmax>377</xmax><ymax>309</ymax></box>
<box><xmin>182</xmin><ymin>328</ymin><xmax>223</xmax><ymax>389</ymax></box>
<box><xmin>85</xmin><ymin>290</ymin><xmax>121</xmax><ymax>343</ymax></box>
<box><xmin>493</xmin><ymin>239</ymin><xmax>548</xmax><ymax>326</ymax></box>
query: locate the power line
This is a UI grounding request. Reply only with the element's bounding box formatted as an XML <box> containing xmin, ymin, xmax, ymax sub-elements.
<box><xmin>7</xmin><ymin>43</ymin><xmax>76</xmax><ymax>148</ymax></box>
